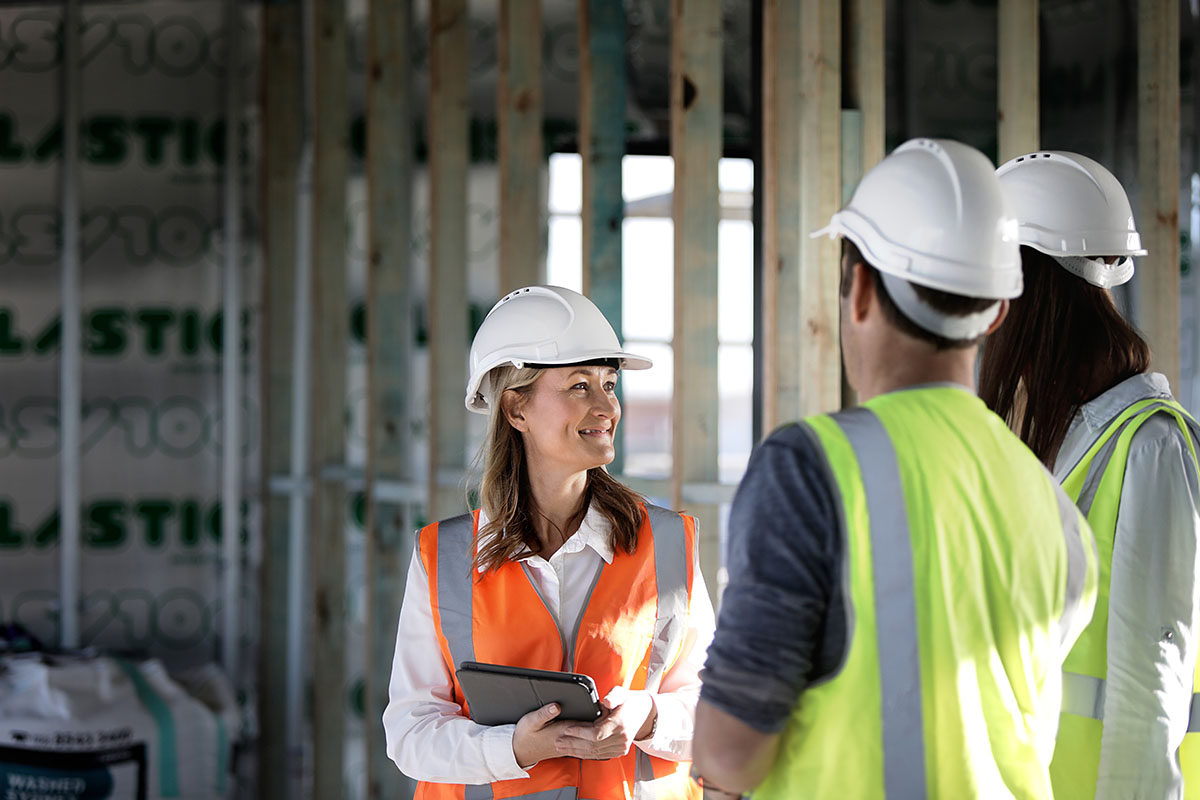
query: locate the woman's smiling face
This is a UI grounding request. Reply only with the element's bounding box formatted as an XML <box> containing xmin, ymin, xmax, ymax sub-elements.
<box><xmin>506</xmin><ymin>365</ymin><xmax>621</xmax><ymax>474</ymax></box>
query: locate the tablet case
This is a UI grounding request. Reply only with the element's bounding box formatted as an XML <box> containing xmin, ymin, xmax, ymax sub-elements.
<box><xmin>456</xmin><ymin>661</ymin><xmax>604</xmax><ymax>726</ymax></box>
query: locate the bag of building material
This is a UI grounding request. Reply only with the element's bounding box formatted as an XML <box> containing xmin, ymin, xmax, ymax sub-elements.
<box><xmin>0</xmin><ymin>653</ymin><xmax>234</xmax><ymax>800</ymax></box>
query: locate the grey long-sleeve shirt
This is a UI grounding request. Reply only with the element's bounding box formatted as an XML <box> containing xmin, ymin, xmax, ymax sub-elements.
<box><xmin>698</xmin><ymin>422</ymin><xmax>847</xmax><ymax>733</ymax></box>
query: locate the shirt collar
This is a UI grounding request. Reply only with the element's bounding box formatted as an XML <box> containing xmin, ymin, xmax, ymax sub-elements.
<box><xmin>474</xmin><ymin>504</ymin><xmax>614</xmax><ymax>573</ymax></box>
<box><xmin>1055</xmin><ymin>372</ymin><xmax>1172</xmax><ymax>476</ymax></box>
<box><xmin>1077</xmin><ymin>371</ymin><xmax>1172</xmax><ymax>431</ymax></box>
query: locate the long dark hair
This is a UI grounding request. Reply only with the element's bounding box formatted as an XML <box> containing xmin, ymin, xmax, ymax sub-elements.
<box><xmin>978</xmin><ymin>246</ymin><xmax>1150</xmax><ymax>466</ymax></box>
<box><xmin>471</xmin><ymin>364</ymin><xmax>646</xmax><ymax>573</ymax></box>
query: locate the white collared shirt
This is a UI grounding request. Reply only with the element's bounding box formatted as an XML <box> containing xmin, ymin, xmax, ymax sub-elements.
<box><xmin>383</xmin><ymin>505</ymin><xmax>716</xmax><ymax>785</ymax></box>
<box><xmin>1054</xmin><ymin>372</ymin><xmax>1200</xmax><ymax>799</ymax></box>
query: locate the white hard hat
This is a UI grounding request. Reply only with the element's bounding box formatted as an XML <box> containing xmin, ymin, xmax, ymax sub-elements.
<box><xmin>811</xmin><ymin>138</ymin><xmax>1021</xmax><ymax>339</ymax></box>
<box><xmin>813</xmin><ymin>138</ymin><xmax>1022</xmax><ymax>299</ymax></box>
<box><xmin>996</xmin><ymin>150</ymin><xmax>1145</xmax><ymax>288</ymax></box>
<box><xmin>464</xmin><ymin>285</ymin><xmax>652</xmax><ymax>414</ymax></box>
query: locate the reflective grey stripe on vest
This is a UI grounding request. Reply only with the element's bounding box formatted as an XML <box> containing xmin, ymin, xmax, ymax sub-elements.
<box><xmin>1061</xmin><ymin>671</ymin><xmax>1106</xmax><ymax>720</ymax></box>
<box><xmin>832</xmin><ymin>408</ymin><xmax>928</xmax><ymax>798</ymax></box>
<box><xmin>1073</xmin><ymin>402</ymin><xmax>1174</xmax><ymax>516</ymax></box>
<box><xmin>1051</xmin><ymin>483</ymin><xmax>1092</xmax><ymax>647</ymax></box>
<box><xmin>634</xmin><ymin>751</ymin><xmax>655</xmax><ymax>800</ymax></box>
<box><xmin>435</xmin><ymin>514</ymin><xmax>478</xmax><ymax>674</ymax></box>
<box><xmin>491</xmin><ymin>790</ymin><xmax>578</xmax><ymax>800</ymax></box>
<box><xmin>643</xmin><ymin>504</ymin><xmax>690</xmax><ymax>692</ymax></box>
<box><xmin>1063</xmin><ymin>671</ymin><xmax>1200</xmax><ymax>733</ymax></box>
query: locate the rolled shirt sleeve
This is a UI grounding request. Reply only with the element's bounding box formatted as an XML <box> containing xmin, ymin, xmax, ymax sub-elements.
<box><xmin>1096</xmin><ymin>416</ymin><xmax>1200</xmax><ymax>799</ymax></box>
<box><xmin>383</xmin><ymin>547</ymin><xmax>530</xmax><ymax>784</ymax></box>
<box><xmin>699</xmin><ymin>424</ymin><xmax>844</xmax><ymax>733</ymax></box>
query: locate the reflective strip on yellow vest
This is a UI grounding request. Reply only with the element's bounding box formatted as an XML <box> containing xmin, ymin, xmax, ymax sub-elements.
<box><xmin>418</xmin><ymin>504</ymin><xmax>699</xmax><ymax>800</ymax></box>
<box><xmin>1051</xmin><ymin>397</ymin><xmax>1200</xmax><ymax>798</ymax></box>
<box><xmin>754</xmin><ymin>387</ymin><xmax>1094</xmax><ymax>799</ymax></box>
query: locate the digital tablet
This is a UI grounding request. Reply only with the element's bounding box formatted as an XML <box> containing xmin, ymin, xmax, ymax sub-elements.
<box><xmin>456</xmin><ymin>661</ymin><xmax>604</xmax><ymax>726</ymax></box>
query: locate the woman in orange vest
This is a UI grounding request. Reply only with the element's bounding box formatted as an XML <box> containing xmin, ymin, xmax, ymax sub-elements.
<box><xmin>383</xmin><ymin>285</ymin><xmax>714</xmax><ymax>800</ymax></box>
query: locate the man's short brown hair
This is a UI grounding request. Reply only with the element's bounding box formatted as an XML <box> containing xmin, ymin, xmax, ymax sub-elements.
<box><xmin>839</xmin><ymin>239</ymin><xmax>997</xmax><ymax>350</ymax></box>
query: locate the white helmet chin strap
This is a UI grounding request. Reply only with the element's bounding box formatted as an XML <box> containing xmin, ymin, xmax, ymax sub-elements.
<box><xmin>1052</xmin><ymin>255</ymin><xmax>1134</xmax><ymax>289</ymax></box>
<box><xmin>878</xmin><ymin>272</ymin><xmax>1002</xmax><ymax>341</ymax></box>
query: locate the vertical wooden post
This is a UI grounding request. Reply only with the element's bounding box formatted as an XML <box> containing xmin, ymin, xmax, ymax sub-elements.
<box><xmin>670</xmin><ymin>0</ymin><xmax>722</xmax><ymax>602</ymax></box>
<box><xmin>310</xmin><ymin>0</ymin><xmax>349</xmax><ymax>796</ymax></box>
<box><xmin>364</xmin><ymin>1</ymin><xmax>413</xmax><ymax>798</ymax></box>
<box><xmin>1138</xmin><ymin>0</ymin><xmax>1181</xmax><ymax>387</ymax></box>
<box><xmin>766</xmin><ymin>0</ymin><xmax>841</xmax><ymax>427</ymax></box>
<box><xmin>579</xmin><ymin>0</ymin><xmax>627</xmax><ymax>472</ymax></box>
<box><xmin>796</xmin><ymin>0</ymin><xmax>842</xmax><ymax>417</ymax></box>
<box><xmin>499</xmin><ymin>0</ymin><xmax>544</xmax><ymax>293</ymax></box>
<box><xmin>761</xmin><ymin>0</ymin><xmax>799</xmax><ymax>431</ymax></box>
<box><xmin>845</xmin><ymin>0</ymin><xmax>885</xmax><ymax>172</ymax></box>
<box><xmin>429</xmin><ymin>0</ymin><xmax>470</xmax><ymax>521</ymax></box>
<box><xmin>258</xmin><ymin>3</ymin><xmax>301</xmax><ymax>797</ymax></box>
<box><xmin>998</xmin><ymin>0</ymin><xmax>1039</xmax><ymax>162</ymax></box>
<box><xmin>841</xmin><ymin>0</ymin><xmax>884</xmax><ymax>408</ymax></box>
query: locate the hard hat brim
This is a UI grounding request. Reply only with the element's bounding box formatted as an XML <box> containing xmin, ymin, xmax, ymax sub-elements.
<box><xmin>464</xmin><ymin>349</ymin><xmax>654</xmax><ymax>414</ymax></box>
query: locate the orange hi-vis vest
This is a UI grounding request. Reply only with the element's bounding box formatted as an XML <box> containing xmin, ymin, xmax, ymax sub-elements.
<box><xmin>415</xmin><ymin>503</ymin><xmax>703</xmax><ymax>800</ymax></box>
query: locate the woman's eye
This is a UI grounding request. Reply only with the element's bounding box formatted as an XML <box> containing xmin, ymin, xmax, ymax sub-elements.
<box><xmin>604</xmin><ymin>382</ymin><xmax>616</xmax><ymax>392</ymax></box>
<box><xmin>572</xmin><ymin>383</ymin><xmax>588</xmax><ymax>391</ymax></box>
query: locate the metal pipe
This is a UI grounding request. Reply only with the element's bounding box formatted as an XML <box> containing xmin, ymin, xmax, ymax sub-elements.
<box><xmin>59</xmin><ymin>0</ymin><xmax>82</xmax><ymax>651</ymax></box>
<box><xmin>287</xmin><ymin>0</ymin><xmax>316</xmax><ymax>786</ymax></box>
<box><xmin>220</xmin><ymin>0</ymin><xmax>243</xmax><ymax>685</ymax></box>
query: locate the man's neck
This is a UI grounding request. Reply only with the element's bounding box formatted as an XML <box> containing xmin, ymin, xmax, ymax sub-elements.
<box><xmin>855</xmin><ymin>342</ymin><xmax>978</xmax><ymax>402</ymax></box>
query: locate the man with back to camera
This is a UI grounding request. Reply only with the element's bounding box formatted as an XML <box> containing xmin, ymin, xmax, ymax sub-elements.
<box><xmin>691</xmin><ymin>138</ymin><xmax>1099</xmax><ymax>798</ymax></box>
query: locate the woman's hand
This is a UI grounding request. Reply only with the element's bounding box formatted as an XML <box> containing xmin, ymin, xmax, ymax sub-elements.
<box><xmin>555</xmin><ymin>686</ymin><xmax>657</xmax><ymax>760</ymax></box>
<box><xmin>512</xmin><ymin>703</ymin><xmax>574</xmax><ymax>768</ymax></box>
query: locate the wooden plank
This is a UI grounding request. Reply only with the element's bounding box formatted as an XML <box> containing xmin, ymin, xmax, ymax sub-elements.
<box><xmin>1137</xmin><ymin>0</ymin><xmax>1181</xmax><ymax>387</ymax></box>
<box><xmin>998</xmin><ymin>0</ymin><xmax>1039</xmax><ymax>161</ymax></box>
<box><xmin>796</xmin><ymin>0</ymin><xmax>841</xmax><ymax>417</ymax></box>
<box><xmin>842</xmin><ymin>0</ymin><xmax>882</xmax><ymax>409</ymax></box>
<box><xmin>670</xmin><ymin>0</ymin><xmax>722</xmax><ymax>603</ymax></box>
<box><xmin>845</xmin><ymin>0</ymin><xmax>885</xmax><ymax>171</ymax></box>
<box><xmin>760</xmin><ymin>0</ymin><xmax>795</xmax><ymax>432</ymax></box>
<box><xmin>498</xmin><ymin>0</ymin><xmax>544</xmax><ymax>292</ymax></box>
<box><xmin>579</xmin><ymin>0</ymin><xmax>627</xmax><ymax>472</ymax></box>
<box><xmin>257</xmin><ymin>3</ymin><xmax>300</xmax><ymax>798</ymax></box>
<box><xmin>310</xmin><ymin>0</ymin><xmax>349</xmax><ymax>796</ymax></box>
<box><xmin>364</xmin><ymin>1</ymin><xmax>414</xmax><ymax>797</ymax></box>
<box><xmin>429</xmin><ymin>0</ymin><xmax>470</xmax><ymax>521</ymax></box>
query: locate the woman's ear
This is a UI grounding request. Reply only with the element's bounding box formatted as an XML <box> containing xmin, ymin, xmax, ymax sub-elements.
<box><xmin>501</xmin><ymin>389</ymin><xmax>529</xmax><ymax>432</ymax></box>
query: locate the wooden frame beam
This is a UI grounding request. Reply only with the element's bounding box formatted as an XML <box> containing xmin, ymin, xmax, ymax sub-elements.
<box><xmin>998</xmin><ymin>0</ymin><xmax>1039</xmax><ymax>161</ymax></box>
<box><xmin>670</xmin><ymin>0</ymin><xmax>722</xmax><ymax>602</ymax></box>
<box><xmin>364</xmin><ymin>0</ymin><xmax>414</xmax><ymax>797</ymax></box>
<box><xmin>257</xmin><ymin>2</ymin><xmax>301</xmax><ymax>797</ymax></box>
<box><xmin>796</xmin><ymin>0</ymin><xmax>842</xmax><ymax>418</ymax></box>
<box><xmin>1137</xmin><ymin>0</ymin><xmax>1181</xmax><ymax>387</ymax></box>
<box><xmin>428</xmin><ymin>0</ymin><xmax>470</xmax><ymax>520</ymax></box>
<box><xmin>499</xmin><ymin>0</ymin><xmax>544</xmax><ymax>293</ymax></box>
<box><xmin>579</xmin><ymin>0</ymin><xmax>627</xmax><ymax>471</ymax></box>
<box><xmin>310</xmin><ymin>0</ymin><xmax>350</xmax><ymax>795</ymax></box>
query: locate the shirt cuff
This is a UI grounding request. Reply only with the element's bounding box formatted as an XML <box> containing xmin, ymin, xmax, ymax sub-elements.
<box><xmin>481</xmin><ymin>724</ymin><xmax>530</xmax><ymax>781</ymax></box>
<box><xmin>634</xmin><ymin>692</ymin><xmax>692</xmax><ymax>761</ymax></box>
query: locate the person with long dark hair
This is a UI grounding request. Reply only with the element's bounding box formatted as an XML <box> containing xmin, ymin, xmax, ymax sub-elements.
<box><xmin>383</xmin><ymin>285</ymin><xmax>713</xmax><ymax>800</ymax></box>
<box><xmin>980</xmin><ymin>151</ymin><xmax>1200</xmax><ymax>799</ymax></box>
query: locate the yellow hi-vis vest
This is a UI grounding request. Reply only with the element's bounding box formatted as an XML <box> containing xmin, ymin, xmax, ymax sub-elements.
<box><xmin>1050</xmin><ymin>397</ymin><xmax>1200</xmax><ymax>799</ymax></box>
<box><xmin>754</xmin><ymin>387</ymin><xmax>1097</xmax><ymax>799</ymax></box>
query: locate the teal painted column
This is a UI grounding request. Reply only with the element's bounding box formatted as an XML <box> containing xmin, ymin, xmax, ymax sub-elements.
<box><xmin>579</xmin><ymin>0</ymin><xmax>628</xmax><ymax>472</ymax></box>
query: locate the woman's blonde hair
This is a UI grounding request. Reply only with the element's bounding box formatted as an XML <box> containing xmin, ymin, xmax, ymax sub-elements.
<box><xmin>472</xmin><ymin>363</ymin><xmax>646</xmax><ymax>573</ymax></box>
